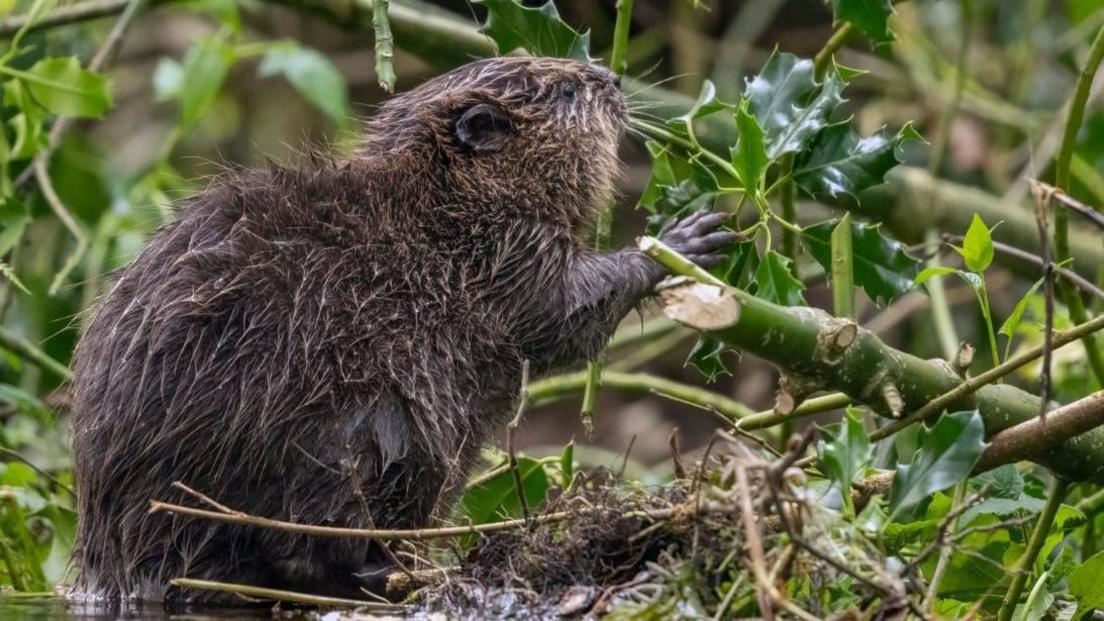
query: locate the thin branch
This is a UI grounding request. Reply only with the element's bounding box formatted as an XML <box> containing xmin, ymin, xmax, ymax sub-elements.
<box><xmin>995</xmin><ymin>479</ymin><xmax>1069</xmax><ymax>621</ymax></box>
<box><xmin>34</xmin><ymin>159</ymin><xmax>87</xmax><ymax>296</ymax></box>
<box><xmin>1033</xmin><ymin>180</ymin><xmax>1104</xmax><ymax>230</ymax></box>
<box><xmin>0</xmin><ymin>447</ymin><xmax>74</xmax><ymax>495</ymax></box>
<box><xmin>1052</xmin><ymin>20</ymin><xmax>1104</xmax><ymax>385</ymax></box>
<box><xmin>170</xmin><ymin>578</ymin><xmax>405</xmax><ymax>610</ymax></box>
<box><xmin>940</xmin><ymin>234</ymin><xmax>1104</xmax><ymax>300</ymax></box>
<box><xmin>150</xmin><ymin>487</ymin><xmax>724</xmax><ymax>541</ymax></box>
<box><xmin>0</xmin><ymin>325</ymin><xmax>70</xmax><ymax>381</ymax></box>
<box><xmin>974</xmin><ymin>390</ymin><xmax>1104</xmax><ymax>472</ymax></box>
<box><xmin>506</xmin><ymin>360</ymin><xmax>531</xmax><ymax>524</ymax></box>
<box><xmin>0</xmin><ymin>0</ymin><xmax>132</xmax><ymax>35</ymax></box>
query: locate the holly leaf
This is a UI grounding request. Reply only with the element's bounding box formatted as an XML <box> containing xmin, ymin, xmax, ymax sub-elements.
<box><xmin>818</xmin><ymin>408</ymin><xmax>872</xmax><ymax>510</ymax></box>
<box><xmin>731</xmin><ymin>99</ymin><xmax>768</xmax><ymax>196</ymax></box>
<box><xmin>19</xmin><ymin>57</ymin><xmax>112</xmax><ymax>118</ymax></box>
<box><xmin>802</xmin><ymin>218</ymin><xmax>919</xmax><ymax>305</ymax></box>
<box><xmin>745</xmin><ymin>51</ymin><xmax>845</xmax><ymax>159</ymax></box>
<box><xmin>259</xmin><ymin>43</ymin><xmax>350</xmax><ymax>125</ymax></box>
<box><xmin>889</xmin><ymin>410</ymin><xmax>987</xmax><ymax>522</ymax></box>
<box><xmin>793</xmin><ymin>121</ymin><xmax>919</xmax><ymax>208</ymax></box>
<box><xmin>714</xmin><ymin>240</ymin><xmax>759</xmax><ymax>289</ymax></box>
<box><xmin>686</xmin><ymin>336</ymin><xmax>734</xmax><ymax>382</ymax></box>
<box><xmin>476</xmin><ymin>0</ymin><xmax>590</xmax><ymax>60</ymax></box>
<box><xmin>638</xmin><ymin>140</ymin><xmax>721</xmax><ymax>216</ymax></box>
<box><xmin>833</xmin><ymin>0</ymin><xmax>894</xmax><ymax>43</ymax></box>
<box><xmin>754</xmin><ymin>251</ymin><xmax>806</xmax><ymax>306</ymax></box>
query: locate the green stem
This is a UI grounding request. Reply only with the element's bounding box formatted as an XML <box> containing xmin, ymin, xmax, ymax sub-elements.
<box><xmin>529</xmin><ymin>369</ymin><xmax>755</xmax><ymax>421</ymax></box>
<box><xmin>830</xmin><ymin>213</ymin><xmax>855</xmax><ymax>319</ymax></box>
<box><xmin>1053</xmin><ymin>22</ymin><xmax>1104</xmax><ymax>386</ymax></box>
<box><xmin>371</xmin><ymin>0</ymin><xmax>396</xmax><ymax>92</ymax></box>
<box><xmin>995</xmin><ymin>479</ymin><xmax>1069</xmax><ymax>621</ymax></box>
<box><xmin>976</xmin><ymin>281</ymin><xmax>1001</xmax><ymax>371</ymax></box>
<box><xmin>609</xmin><ymin>0</ymin><xmax>635</xmax><ymax>76</ymax></box>
<box><xmin>812</xmin><ymin>22</ymin><xmax>853</xmax><ymax>80</ymax></box>
<box><xmin>0</xmin><ymin>325</ymin><xmax>69</xmax><ymax>381</ymax></box>
<box><xmin>580</xmin><ymin>359</ymin><xmax>601</xmax><ymax>438</ymax></box>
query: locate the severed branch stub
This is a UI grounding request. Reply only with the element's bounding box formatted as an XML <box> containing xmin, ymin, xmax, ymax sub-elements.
<box><xmin>658</xmin><ymin>279</ymin><xmax>741</xmax><ymax>330</ymax></box>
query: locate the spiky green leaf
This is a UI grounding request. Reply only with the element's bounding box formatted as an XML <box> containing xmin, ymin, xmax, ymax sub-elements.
<box><xmin>745</xmin><ymin>51</ymin><xmax>845</xmax><ymax>159</ymax></box>
<box><xmin>475</xmin><ymin>0</ymin><xmax>590</xmax><ymax>60</ymax></box>
<box><xmin>792</xmin><ymin>122</ymin><xmax>917</xmax><ymax>208</ymax></box>
<box><xmin>754</xmin><ymin>251</ymin><xmax>806</xmax><ymax>306</ymax></box>
<box><xmin>833</xmin><ymin>0</ymin><xmax>894</xmax><ymax>43</ymax></box>
<box><xmin>889</xmin><ymin>410</ymin><xmax>987</xmax><ymax>522</ymax></box>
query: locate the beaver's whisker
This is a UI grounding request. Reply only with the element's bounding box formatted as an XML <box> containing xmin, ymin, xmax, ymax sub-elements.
<box><xmin>625</xmin><ymin>73</ymin><xmax>697</xmax><ymax>99</ymax></box>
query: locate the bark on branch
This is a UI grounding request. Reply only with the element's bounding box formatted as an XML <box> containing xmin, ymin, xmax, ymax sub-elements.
<box><xmin>642</xmin><ymin>238</ymin><xmax>1104</xmax><ymax>483</ymax></box>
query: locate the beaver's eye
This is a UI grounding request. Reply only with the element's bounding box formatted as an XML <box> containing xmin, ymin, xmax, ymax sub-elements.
<box><xmin>561</xmin><ymin>83</ymin><xmax>577</xmax><ymax>100</ymax></box>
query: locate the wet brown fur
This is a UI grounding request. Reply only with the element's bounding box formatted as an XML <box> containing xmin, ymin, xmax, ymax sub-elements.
<box><xmin>69</xmin><ymin>56</ymin><xmax>732</xmax><ymax>603</ymax></box>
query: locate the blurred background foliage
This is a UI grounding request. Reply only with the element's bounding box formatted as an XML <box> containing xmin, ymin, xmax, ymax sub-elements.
<box><xmin>0</xmin><ymin>0</ymin><xmax>1103</xmax><ymax>613</ymax></box>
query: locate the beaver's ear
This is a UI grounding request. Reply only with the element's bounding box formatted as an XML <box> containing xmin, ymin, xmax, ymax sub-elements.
<box><xmin>455</xmin><ymin>103</ymin><xmax>513</xmax><ymax>152</ymax></box>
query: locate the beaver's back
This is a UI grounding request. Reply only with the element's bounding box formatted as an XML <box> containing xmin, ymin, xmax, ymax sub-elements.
<box><xmin>69</xmin><ymin>163</ymin><xmax>515</xmax><ymax>602</ymax></box>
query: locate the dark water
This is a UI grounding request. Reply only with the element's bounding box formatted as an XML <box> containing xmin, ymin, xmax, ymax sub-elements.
<box><xmin>0</xmin><ymin>595</ymin><xmax>321</xmax><ymax>621</ymax></box>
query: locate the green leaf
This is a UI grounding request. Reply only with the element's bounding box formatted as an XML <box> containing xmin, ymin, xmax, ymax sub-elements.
<box><xmin>817</xmin><ymin>407</ymin><xmax>871</xmax><ymax>511</ymax></box>
<box><xmin>1013</xmin><ymin>571</ymin><xmax>1051</xmax><ymax>621</ymax></box>
<box><xmin>0</xmin><ymin>259</ymin><xmax>29</xmax><ymax>296</ymax></box>
<box><xmin>731</xmin><ymin>100</ymin><xmax>768</xmax><ymax>196</ymax></box>
<box><xmin>889</xmin><ymin>410</ymin><xmax>987</xmax><ymax>522</ymax></box>
<box><xmin>1070</xmin><ymin>550</ymin><xmax>1104</xmax><ymax>619</ymax></box>
<box><xmin>178</xmin><ymin>35</ymin><xmax>236</xmax><ymax>129</ymax></box>
<box><xmin>745</xmin><ymin>51</ymin><xmax>845</xmax><ymax>159</ymax></box>
<box><xmin>802</xmin><ymin>218</ymin><xmax>920</xmax><ymax>305</ymax></box>
<box><xmin>753</xmin><ymin>251</ymin><xmax>806</xmax><ymax>306</ymax></box>
<box><xmin>461</xmin><ymin>456</ymin><xmax>549</xmax><ymax>527</ymax></box>
<box><xmin>686</xmin><ymin>336</ymin><xmax>734</xmax><ymax>382</ymax></box>
<box><xmin>259</xmin><ymin>44</ymin><xmax>350</xmax><ymax>125</ymax></box>
<box><xmin>958</xmin><ymin>213</ymin><xmax>995</xmax><ymax>273</ymax></box>
<box><xmin>667</xmin><ymin>80</ymin><xmax>732</xmax><ymax>141</ymax></box>
<box><xmin>914</xmin><ymin>265</ymin><xmax>956</xmax><ymax>285</ymax></box>
<box><xmin>559</xmin><ymin>440</ymin><xmax>574</xmax><ymax>490</ymax></box>
<box><xmin>19</xmin><ymin>57</ymin><xmax>111</xmax><ymax>118</ymax></box>
<box><xmin>792</xmin><ymin>121</ymin><xmax>916</xmax><ymax>208</ymax></box>
<box><xmin>714</xmin><ymin>240</ymin><xmax>759</xmax><ymax>289</ymax></box>
<box><xmin>833</xmin><ymin>0</ymin><xmax>894</xmax><ymax>43</ymax></box>
<box><xmin>638</xmin><ymin>140</ymin><xmax>720</xmax><ymax>214</ymax></box>
<box><xmin>475</xmin><ymin>0</ymin><xmax>590</xmax><ymax>60</ymax></box>
<box><xmin>999</xmin><ymin>276</ymin><xmax>1045</xmax><ymax>339</ymax></box>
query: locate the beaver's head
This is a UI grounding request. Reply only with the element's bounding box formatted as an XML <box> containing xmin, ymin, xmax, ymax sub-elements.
<box><xmin>362</xmin><ymin>57</ymin><xmax>628</xmax><ymax>231</ymax></box>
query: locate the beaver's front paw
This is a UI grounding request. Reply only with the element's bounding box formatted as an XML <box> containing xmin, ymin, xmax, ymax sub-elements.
<box><xmin>657</xmin><ymin>211</ymin><xmax>741</xmax><ymax>269</ymax></box>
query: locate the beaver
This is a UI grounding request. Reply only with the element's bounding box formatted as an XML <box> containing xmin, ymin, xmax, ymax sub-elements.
<box><xmin>68</xmin><ymin>56</ymin><xmax>737</xmax><ymax>603</ymax></box>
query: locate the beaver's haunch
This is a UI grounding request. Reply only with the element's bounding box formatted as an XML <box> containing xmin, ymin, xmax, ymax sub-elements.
<box><xmin>69</xmin><ymin>57</ymin><xmax>736</xmax><ymax>602</ymax></box>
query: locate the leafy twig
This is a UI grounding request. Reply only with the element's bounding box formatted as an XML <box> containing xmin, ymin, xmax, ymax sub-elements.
<box><xmin>995</xmin><ymin>478</ymin><xmax>1069</xmax><ymax>621</ymax></box>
